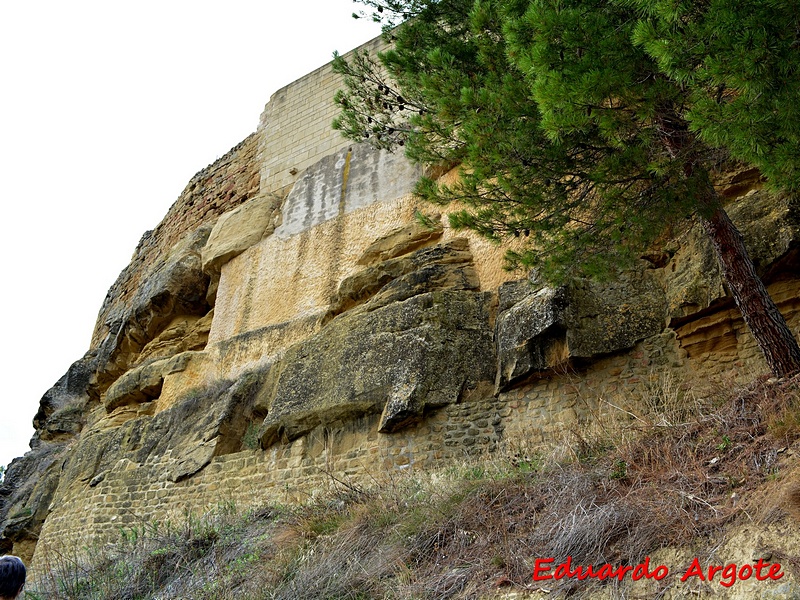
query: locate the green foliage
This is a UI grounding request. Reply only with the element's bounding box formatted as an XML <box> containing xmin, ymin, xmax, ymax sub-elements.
<box><xmin>413</xmin><ymin>209</ymin><xmax>439</xmax><ymax>230</ymax></box>
<box><xmin>242</xmin><ymin>422</ymin><xmax>262</xmax><ymax>451</ymax></box>
<box><xmin>334</xmin><ymin>0</ymin><xmax>800</xmax><ymax>282</ymax></box>
<box><xmin>624</xmin><ymin>0</ymin><xmax>800</xmax><ymax>191</ymax></box>
<box><xmin>609</xmin><ymin>459</ymin><xmax>628</xmax><ymax>481</ymax></box>
<box><xmin>9</xmin><ymin>507</ymin><xmax>32</xmax><ymax>519</ymax></box>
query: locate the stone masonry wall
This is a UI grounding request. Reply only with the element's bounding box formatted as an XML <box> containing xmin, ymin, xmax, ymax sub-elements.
<box><xmin>19</xmin><ymin>31</ymin><xmax>800</xmax><ymax>577</ymax></box>
<box><xmin>256</xmin><ymin>37</ymin><xmax>386</xmax><ymax>196</ymax></box>
<box><xmin>32</xmin><ymin>330</ymin><xmax>683</xmax><ymax>557</ymax></box>
<box><xmin>32</xmin><ymin>276</ymin><xmax>800</xmax><ymax>566</ymax></box>
<box><xmin>91</xmin><ymin>135</ymin><xmax>261</xmax><ymax>348</ymax></box>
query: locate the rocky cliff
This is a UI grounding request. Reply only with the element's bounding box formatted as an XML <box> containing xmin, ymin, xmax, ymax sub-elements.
<box><xmin>1</xmin><ymin>36</ymin><xmax>799</xmax><ymax>575</ymax></box>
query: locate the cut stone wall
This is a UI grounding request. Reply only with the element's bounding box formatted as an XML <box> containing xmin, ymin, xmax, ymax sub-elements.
<box><xmin>11</xmin><ymin>31</ymin><xmax>800</xmax><ymax>579</ymax></box>
<box><xmin>257</xmin><ymin>37</ymin><xmax>386</xmax><ymax>197</ymax></box>
<box><xmin>26</xmin><ymin>300</ymin><xmax>800</xmax><ymax>577</ymax></box>
<box><xmin>33</xmin><ymin>296</ymin><xmax>800</xmax><ymax>566</ymax></box>
<box><xmin>29</xmin><ymin>331</ymin><xmax>684</xmax><ymax>558</ymax></box>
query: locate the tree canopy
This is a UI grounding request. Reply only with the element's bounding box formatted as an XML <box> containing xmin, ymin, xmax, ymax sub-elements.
<box><xmin>333</xmin><ymin>0</ymin><xmax>800</xmax><ymax>376</ymax></box>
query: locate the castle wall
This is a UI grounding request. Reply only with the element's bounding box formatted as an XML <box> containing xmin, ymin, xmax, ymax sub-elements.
<box><xmin>257</xmin><ymin>36</ymin><xmax>386</xmax><ymax>196</ymax></box>
<box><xmin>28</xmin><ymin>281</ymin><xmax>800</xmax><ymax>572</ymax></box>
<box><xmin>17</xmin><ymin>31</ymin><xmax>800</xmax><ymax>577</ymax></box>
<box><xmin>32</xmin><ymin>329</ymin><xmax>686</xmax><ymax>559</ymax></box>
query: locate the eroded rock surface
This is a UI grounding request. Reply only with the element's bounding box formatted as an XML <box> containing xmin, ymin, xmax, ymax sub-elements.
<box><xmin>565</xmin><ymin>267</ymin><xmax>667</xmax><ymax>358</ymax></box>
<box><xmin>0</xmin><ymin>354</ymin><xmax>97</xmax><ymax>560</ymax></box>
<box><xmin>1</xmin><ymin>138</ymin><xmax>261</xmax><ymax>560</ymax></box>
<box><xmin>495</xmin><ymin>285</ymin><xmax>568</xmax><ymax>389</ymax></box>
<box><xmin>0</xmin><ymin>445</ymin><xmax>66</xmax><ymax>561</ymax></box>
<box><xmin>103</xmin><ymin>352</ymin><xmax>201</xmax><ymax>412</ymax></box>
<box><xmin>253</xmin><ymin>236</ymin><xmax>493</xmax><ymax>442</ymax></box>
<box><xmin>665</xmin><ymin>190</ymin><xmax>800</xmax><ymax>321</ymax></box>
<box><xmin>495</xmin><ymin>266</ymin><xmax>666</xmax><ymax>390</ymax></box>
<box><xmin>92</xmin><ymin>226</ymin><xmax>213</xmax><ymax>400</ymax></box>
<box><xmin>53</xmin><ymin>372</ymin><xmax>264</xmax><ymax>496</ymax></box>
<box><xmin>4</xmin><ymin>85</ymin><xmax>799</xmax><ymax>575</ymax></box>
<box><xmin>329</xmin><ymin>237</ymin><xmax>479</xmax><ymax>318</ymax></box>
<box><xmin>356</xmin><ymin>217</ymin><xmax>444</xmax><ymax>266</ymax></box>
<box><xmin>256</xmin><ymin>290</ymin><xmax>496</xmax><ymax>444</ymax></box>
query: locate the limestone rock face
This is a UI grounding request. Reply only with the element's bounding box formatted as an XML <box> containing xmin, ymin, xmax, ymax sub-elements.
<box><xmin>256</xmin><ymin>290</ymin><xmax>496</xmax><ymax>444</ymax></box>
<box><xmin>137</xmin><ymin>312</ymin><xmax>213</xmax><ymax>365</ymax></box>
<box><xmin>0</xmin><ymin>445</ymin><xmax>66</xmax><ymax>560</ymax></box>
<box><xmin>662</xmin><ymin>224</ymin><xmax>726</xmax><ymax>321</ymax></box>
<box><xmin>201</xmin><ymin>194</ymin><xmax>284</xmax><ymax>302</ymax></box>
<box><xmin>664</xmin><ymin>190</ymin><xmax>800</xmax><ymax>320</ymax></box>
<box><xmin>103</xmin><ymin>360</ymin><xmax>165</xmax><ymax>411</ymax></box>
<box><xmin>495</xmin><ymin>285</ymin><xmax>569</xmax><ymax>390</ymax></box>
<box><xmin>495</xmin><ymin>266</ymin><xmax>667</xmax><ymax>390</ymax></box>
<box><xmin>5</xmin><ymin>44</ymin><xmax>800</xmax><ymax>573</ymax></box>
<box><xmin>202</xmin><ymin>195</ymin><xmax>283</xmax><ymax>274</ymax></box>
<box><xmin>93</xmin><ymin>227</ymin><xmax>212</xmax><ymax>398</ymax></box>
<box><xmin>253</xmin><ymin>236</ymin><xmax>493</xmax><ymax>442</ymax></box>
<box><xmin>727</xmin><ymin>190</ymin><xmax>800</xmax><ymax>274</ymax></box>
<box><xmin>103</xmin><ymin>352</ymin><xmax>200</xmax><ymax>412</ymax></box>
<box><xmin>565</xmin><ymin>267</ymin><xmax>667</xmax><ymax>358</ymax></box>
<box><xmin>1</xmin><ymin>138</ymin><xmax>260</xmax><ymax>560</ymax></box>
<box><xmin>90</xmin><ymin>135</ymin><xmax>260</xmax><ymax>351</ymax></box>
<box><xmin>32</xmin><ymin>354</ymin><xmax>95</xmax><ymax>443</ymax></box>
<box><xmin>55</xmin><ymin>372</ymin><xmax>262</xmax><ymax>494</ymax></box>
<box><xmin>329</xmin><ymin>237</ymin><xmax>479</xmax><ymax>318</ymax></box>
<box><xmin>356</xmin><ymin>218</ymin><xmax>443</xmax><ymax>266</ymax></box>
<box><xmin>0</xmin><ymin>352</ymin><xmax>100</xmax><ymax>559</ymax></box>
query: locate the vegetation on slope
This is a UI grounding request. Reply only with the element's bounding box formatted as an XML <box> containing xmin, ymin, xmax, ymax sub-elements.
<box><xmin>27</xmin><ymin>374</ymin><xmax>800</xmax><ymax>600</ymax></box>
<box><xmin>334</xmin><ymin>0</ymin><xmax>800</xmax><ymax>377</ymax></box>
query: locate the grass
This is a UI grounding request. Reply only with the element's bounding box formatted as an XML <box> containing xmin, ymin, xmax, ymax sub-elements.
<box><xmin>24</xmin><ymin>373</ymin><xmax>800</xmax><ymax>599</ymax></box>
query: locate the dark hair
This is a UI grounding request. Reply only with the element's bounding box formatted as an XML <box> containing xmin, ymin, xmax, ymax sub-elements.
<box><xmin>0</xmin><ymin>556</ymin><xmax>25</xmax><ymax>599</ymax></box>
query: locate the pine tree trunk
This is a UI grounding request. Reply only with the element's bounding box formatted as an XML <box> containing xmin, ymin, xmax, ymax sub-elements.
<box><xmin>700</xmin><ymin>203</ymin><xmax>800</xmax><ymax>378</ymax></box>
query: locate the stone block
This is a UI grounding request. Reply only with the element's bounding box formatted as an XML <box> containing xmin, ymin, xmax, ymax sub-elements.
<box><xmin>256</xmin><ymin>290</ymin><xmax>496</xmax><ymax>446</ymax></box>
<box><xmin>495</xmin><ymin>266</ymin><xmax>666</xmax><ymax>390</ymax></box>
<box><xmin>273</xmin><ymin>143</ymin><xmax>421</xmax><ymax>239</ymax></box>
<box><xmin>329</xmin><ymin>238</ymin><xmax>480</xmax><ymax>318</ymax></box>
<box><xmin>201</xmin><ymin>194</ymin><xmax>284</xmax><ymax>301</ymax></box>
<box><xmin>356</xmin><ymin>218</ymin><xmax>444</xmax><ymax>267</ymax></box>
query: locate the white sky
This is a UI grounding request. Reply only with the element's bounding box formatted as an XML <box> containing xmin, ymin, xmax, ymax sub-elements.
<box><xmin>0</xmin><ymin>1</ymin><xmax>382</xmax><ymax>470</ymax></box>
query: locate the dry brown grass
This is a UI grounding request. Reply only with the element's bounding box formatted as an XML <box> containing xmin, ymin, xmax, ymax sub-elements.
<box><xmin>26</xmin><ymin>374</ymin><xmax>800</xmax><ymax>600</ymax></box>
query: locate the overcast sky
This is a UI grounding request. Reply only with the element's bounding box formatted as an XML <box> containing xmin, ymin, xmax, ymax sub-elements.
<box><xmin>0</xmin><ymin>1</ymin><xmax>382</xmax><ymax>470</ymax></box>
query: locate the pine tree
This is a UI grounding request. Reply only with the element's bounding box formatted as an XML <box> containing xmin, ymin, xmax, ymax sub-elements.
<box><xmin>334</xmin><ymin>0</ymin><xmax>800</xmax><ymax>377</ymax></box>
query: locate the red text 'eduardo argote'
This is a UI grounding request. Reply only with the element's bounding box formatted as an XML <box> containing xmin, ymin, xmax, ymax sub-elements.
<box><xmin>532</xmin><ymin>556</ymin><xmax>784</xmax><ymax>588</ymax></box>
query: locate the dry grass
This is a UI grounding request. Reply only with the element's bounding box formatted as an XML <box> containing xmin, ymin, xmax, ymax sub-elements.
<box><xmin>25</xmin><ymin>374</ymin><xmax>800</xmax><ymax>600</ymax></box>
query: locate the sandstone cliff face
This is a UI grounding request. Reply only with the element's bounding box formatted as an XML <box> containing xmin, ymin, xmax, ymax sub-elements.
<box><xmin>1</xmin><ymin>38</ymin><xmax>799</xmax><ymax>573</ymax></box>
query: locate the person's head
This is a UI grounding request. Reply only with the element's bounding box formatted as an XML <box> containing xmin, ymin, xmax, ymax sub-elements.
<box><xmin>0</xmin><ymin>556</ymin><xmax>25</xmax><ymax>599</ymax></box>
